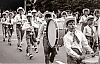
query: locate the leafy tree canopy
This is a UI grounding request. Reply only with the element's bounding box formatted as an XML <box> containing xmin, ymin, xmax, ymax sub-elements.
<box><xmin>35</xmin><ymin>0</ymin><xmax>100</xmax><ymax>13</ymax></box>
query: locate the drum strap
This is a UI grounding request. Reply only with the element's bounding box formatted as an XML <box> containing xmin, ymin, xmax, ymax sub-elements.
<box><xmin>72</xmin><ymin>48</ymin><xmax>82</xmax><ymax>55</ymax></box>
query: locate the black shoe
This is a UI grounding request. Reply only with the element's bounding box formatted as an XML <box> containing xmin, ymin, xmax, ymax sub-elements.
<box><xmin>29</xmin><ymin>54</ymin><xmax>33</xmax><ymax>59</ymax></box>
<box><xmin>17</xmin><ymin>44</ymin><xmax>20</xmax><ymax>49</ymax></box>
<box><xmin>34</xmin><ymin>48</ymin><xmax>38</xmax><ymax>53</ymax></box>
<box><xmin>19</xmin><ymin>46</ymin><xmax>22</xmax><ymax>52</ymax></box>
<box><xmin>8</xmin><ymin>40</ymin><xmax>11</xmax><ymax>42</ymax></box>
<box><xmin>5</xmin><ymin>36</ymin><xmax>7</xmax><ymax>38</ymax></box>
<box><xmin>3</xmin><ymin>38</ymin><xmax>5</xmax><ymax>42</ymax></box>
<box><xmin>8</xmin><ymin>42</ymin><xmax>11</xmax><ymax>46</ymax></box>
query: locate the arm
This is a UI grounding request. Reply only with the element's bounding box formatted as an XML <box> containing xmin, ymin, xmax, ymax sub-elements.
<box><xmin>79</xmin><ymin>16</ymin><xmax>83</xmax><ymax>24</ymax></box>
<box><xmin>63</xmin><ymin>36</ymin><xmax>80</xmax><ymax>58</ymax></box>
<box><xmin>37</xmin><ymin>24</ymin><xmax>44</xmax><ymax>41</ymax></box>
<box><xmin>0</xmin><ymin>18</ymin><xmax>4</xmax><ymax>24</ymax></box>
<box><xmin>83</xmin><ymin>27</ymin><xmax>86</xmax><ymax>35</ymax></box>
<box><xmin>81</xmin><ymin>31</ymin><xmax>94</xmax><ymax>53</ymax></box>
<box><xmin>13</xmin><ymin>15</ymin><xmax>18</xmax><ymax>24</ymax></box>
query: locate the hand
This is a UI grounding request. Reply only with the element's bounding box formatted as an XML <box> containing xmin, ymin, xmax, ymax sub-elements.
<box><xmin>91</xmin><ymin>53</ymin><xmax>95</xmax><ymax>57</ymax></box>
<box><xmin>79</xmin><ymin>55</ymin><xmax>85</xmax><ymax>61</ymax></box>
<box><xmin>95</xmin><ymin>43</ymin><xmax>98</xmax><ymax>47</ymax></box>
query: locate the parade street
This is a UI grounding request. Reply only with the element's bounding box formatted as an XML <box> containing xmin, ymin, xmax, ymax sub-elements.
<box><xmin>0</xmin><ymin>23</ymin><xmax>98</xmax><ymax>64</ymax></box>
<box><xmin>0</xmin><ymin>23</ymin><xmax>67</xmax><ymax>64</ymax></box>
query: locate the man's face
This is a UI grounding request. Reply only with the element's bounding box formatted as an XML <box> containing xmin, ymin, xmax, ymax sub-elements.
<box><xmin>67</xmin><ymin>20</ymin><xmax>75</xmax><ymax>31</ymax></box>
<box><xmin>27</xmin><ymin>16</ymin><xmax>32</xmax><ymax>21</ymax></box>
<box><xmin>32</xmin><ymin>12</ymin><xmax>36</xmax><ymax>16</ymax></box>
<box><xmin>18</xmin><ymin>9</ymin><xmax>23</xmax><ymax>15</ymax></box>
<box><xmin>87</xmin><ymin>19</ymin><xmax>93</xmax><ymax>25</ymax></box>
<box><xmin>9</xmin><ymin>14</ymin><xmax>12</xmax><ymax>18</ymax></box>
<box><xmin>38</xmin><ymin>14</ymin><xmax>42</xmax><ymax>18</ymax></box>
<box><xmin>45</xmin><ymin>17</ymin><xmax>51</xmax><ymax>22</ymax></box>
<box><xmin>3</xmin><ymin>14</ymin><xmax>7</xmax><ymax>18</ymax></box>
<box><xmin>95</xmin><ymin>12</ymin><xmax>100</xmax><ymax>18</ymax></box>
<box><xmin>84</xmin><ymin>11</ymin><xmax>88</xmax><ymax>15</ymax></box>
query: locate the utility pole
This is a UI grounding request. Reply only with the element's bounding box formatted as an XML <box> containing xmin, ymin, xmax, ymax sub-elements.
<box><xmin>24</xmin><ymin>0</ymin><xmax>26</xmax><ymax>12</ymax></box>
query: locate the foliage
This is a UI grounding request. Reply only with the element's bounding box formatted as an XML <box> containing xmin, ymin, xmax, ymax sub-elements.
<box><xmin>35</xmin><ymin>0</ymin><xmax>100</xmax><ymax>13</ymax></box>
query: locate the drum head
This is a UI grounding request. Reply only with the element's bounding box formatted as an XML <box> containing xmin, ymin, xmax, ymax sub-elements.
<box><xmin>82</xmin><ymin>56</ymin><xmax>99</xmax><ymax>64</ymax></box>
<box><xmin>47</xmin><ymin>20</ymin><xmax>57</xmax><ymax>47</ymax></box>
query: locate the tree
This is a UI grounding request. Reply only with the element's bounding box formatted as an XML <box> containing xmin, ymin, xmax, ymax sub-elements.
<box><xmin>35</xmin><ymin>0</ymin><xmax>100</xmax><ymax>13</ymax></box>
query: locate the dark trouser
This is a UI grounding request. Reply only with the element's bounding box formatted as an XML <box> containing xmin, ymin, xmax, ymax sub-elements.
<box><xmin>26</xmin><ymin>31</ymin><xmax>37</xmax><ymax>54</ymax></box>
<box><xmin>86</xmin><ymin>36</ymin><xmax>97</xmax><ymax>52</ymax></box>
<box><xmin>2</xmin><ymin>24</ymin><xmax>8</xmax><ymax>39</ymax></box>
<box><xmin>34</xmin><ymin>28</ymin><xmax>38</xmax><ymax>38</ymax></box>
<box><xmin>81</xmin><ymin>23</ymin><xmax>87</xmax><ymax>32</ymax></box>
<box><xmin>2</xmin><ymin>24</ymin><xmax>6</xmax><ymax>39</ymax></box>
<box><xmin>7</xmin><ymin>25</ymin><xmax>14</xmax><ymax>41</ymax></box>
<box><xmin>16</xmin><ymin>24</ymin><xmax>25</xmax><ymax>46</ymax></box>
<box><xmin>43</xmin><ymin>35</ymin><xmax>57</xmax><ymax>64</ymax></box>
<box><xmin>67</xmin><ymin>48</ymin><xmax>82</xmax><ymax>64</ymax></box>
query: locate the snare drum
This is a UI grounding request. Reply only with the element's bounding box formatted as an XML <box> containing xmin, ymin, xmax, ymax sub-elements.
<box><xmin>82</xmin><ymin>56</ymin><xmax>99</xmax><ymax>64</ymax></box>
<box><xmin>47</xmin><ymin>19</ymin><xmax>66</xmax><ymax>48</ymax></box>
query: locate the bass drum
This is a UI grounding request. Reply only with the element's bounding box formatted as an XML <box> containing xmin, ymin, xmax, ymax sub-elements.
<box><xmin>47</xmin><ymin>19</ymin><xmax>66</xmax><ymax>48</ymax></box>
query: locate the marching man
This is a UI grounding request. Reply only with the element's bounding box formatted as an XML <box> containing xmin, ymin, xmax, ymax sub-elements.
<box><xmin>31</xmin><ymin>9</ymin><xmax>39</xmax><ymax>38</ymax></box>
<box><xmin>22</xmin><ymin>13</ymin><xmax>37</xmax><ymax>59</ymax></box>
<box><xmin>1</xmin><ymin>12</ymin><xmax>7</xmax><ymax>41</ymax></box>
<box><xmin>63</xmin><ymin>16</ymin><xmax>94</xmax><ymax>64</ymax></box>
<box><xmin>79</xmin><ymin>8</ymin><xmax>90</xmax><ymax>32</ymax></box>
<box><xmin>6</xmin><ymin>12</ymin><xmax>15</xmax><ymax>45</ymax></box>
<box><xmin>14</xmin><ymin>7</ymin><xmax>27</xmax><ymax>51</ymax></box>
<box><xmin>83</xmin><ymin>15</ymin><xmax>97</xmax><ymax>52</ymax></box>
<box><xmin>37</xmin><ymin>12</ymin><xmax>57</xmax><ymax>64</ymax></box>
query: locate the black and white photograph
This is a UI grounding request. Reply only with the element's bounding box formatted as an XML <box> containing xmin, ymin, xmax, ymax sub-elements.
<box><xmin>0</xmin><ymin>0</ymin><xmax>99</xmax><ymax>64</ymax></box>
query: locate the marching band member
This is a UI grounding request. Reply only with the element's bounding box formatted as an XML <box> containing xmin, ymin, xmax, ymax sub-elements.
<box><xmin>1</xmin><ymin>12</ymin><xmax>7</xmax><ymax>41</ymax></box>
<box><xmin>14</xmin><ymin>7</ymin><xmax>27</xmax><ymax>51</ymax></box>
<box><xmin>4</xmin><ymin>10</ymin><xmax>9</xmax><ymax>38</ymax></box>
<box><xmin>22</xmin><ymin>13</ymin><xmax>37</xmax><ymax>59</ymax></box>
<box><xmin>94</xmin><ymin>9</ymin><xmax>100</xmax><ymax>45</ymax></box>
<box><xmin>36</xmin><ymin>11</ymin><xmax>44</xmax><ymax>27</ymax></box>
<box><xmin>31</xmin><ymin>9</ymin><xmax>39</xmax><ymax>51</ymax></box>
<box><xmin>83</xmin><ymin>15</ymin><xmax>97</xmax><ymax>52</ymax></box>
<box><xmin>66</xmin><ymin>10</ymin><xmax>72</xmax><ymax>17</ymax></box>
<box><xmin>94</xmin><ymin>9</ymin><xmax>100</xmax><ymax>28</ymax></box>
<box><xmin>31</xmin><ymin>9</ymin><xmax>39</xmax><ymax>38</ymax></box>
<box><xmin>6</xmin><ymin>12</ymin><xmax>15</xmax><ymax>45</ymax></box>
<box><xmin>79</xmin><ymin>8</ymin><xmax>90</xmax><ymax>32</ymax></box>
<box><xmin>37</xmin><ymin>12</ymin><xmax>57</xmax><ymax>64</ymax></box>
<box><xmin>63</xmin><ymin>16</ymin><xmax>94</xmax><ymax>64</ymax></box>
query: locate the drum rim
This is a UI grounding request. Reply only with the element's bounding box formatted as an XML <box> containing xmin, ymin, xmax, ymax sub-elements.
<box><xmin>47</xmin><ymin>19</ymin><xmax>59</xmax><ymax>47</ymax></box>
